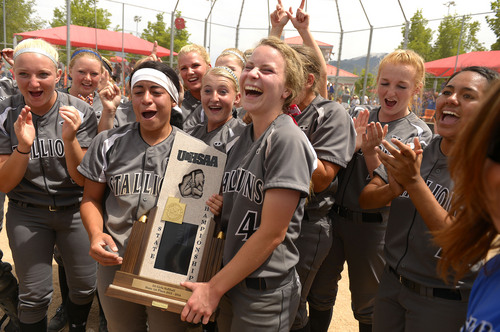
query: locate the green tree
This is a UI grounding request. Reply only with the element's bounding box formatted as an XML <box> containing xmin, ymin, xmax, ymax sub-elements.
<box><xmin>52</xmin><ymin>0</ymin><xmax>112</xmax><ymax>29</ymax></box>
<box><xmin>353</xmin><ymin>68</ymin><xmax>375</xmax><ymax>97</ymax></box>
<box><xmin>399</xmin><ymin>9</ymin><xmax>433</xmax><ymax>61</ymax></box>
<box><xmin>0</xmin><ymin>0</ymin><xmax>45</xmax><ymax>47</ymax></box>
<box><xmin>486</xmin><ymin>0</ymin><xmax>500</xmax><ymax>50</ymax></box>
<box><xmin>430</xmin><ymin>14</ymin><xmax>485</xmax><ymax>61</ymax></box>
<box><xmin>141</xmin><ymin>12</ymin><xmax>190</xmax><ymax>56</ymax></box>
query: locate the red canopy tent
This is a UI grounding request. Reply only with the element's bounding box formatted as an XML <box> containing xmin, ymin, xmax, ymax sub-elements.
<box><xmin>326</xmin><ymin>64</ymin><xmax>358</xmax><ymax>78</ymax></box>
<box><xmin>425</xmin><ymin>51</ymin><xmax>500</xmax><ymax>77</ymax></box>
<box><xmin>14</xmin><ymin>25</ymin><xmax>176</xmax><ymax>57</ymax></box>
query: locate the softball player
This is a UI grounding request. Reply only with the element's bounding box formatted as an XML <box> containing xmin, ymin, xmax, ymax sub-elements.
<box><xmin>78</xmin><ymin>61</ymin><xmax>188</xmax><ymax>332</ymax></box>
<box><xmin>307</xmin><ymin>50</ymin><xmax>433</xmax><ymax>332</ymax></box>
<box><xmin>0</xmin><ymin>71</ymin><xmax>18</xmax><ymax>231</ymax></box>
<box><xmin>180</xmin><ymin>37</ymin><xmax>316</xmax><ymax>332</ymax></box>
<box><xmin>189</xmin><ymin>66</ymin><xmax>246</xmax><ymax>153</ymax></box>
<box><xmin>285</xmin><ymin>44</ymin><xmax>356</xmax><ymax>331</ymax></box>
<box><xmin>0</xmin><ymin>39</ymin><xmax>97</xmax><ymax>331</ymax></box>
<box><xmin>62</xmin><ymin>48</ymin><xmax>105</xmax><ymax>121</ymax></box>
<box><xmin>359</xmin><ymin>66</ymin><xmax>499</xmax><ymax>332</ymax></box>
<box><xmin>186</xmin><ymin>48</ymin><xmax>248</xmax><ymax>133</ymax></box>
<box><xmin>177</xmin><ymin>44</ymin><xmax>211</xmax><ymax>131</ymax></box>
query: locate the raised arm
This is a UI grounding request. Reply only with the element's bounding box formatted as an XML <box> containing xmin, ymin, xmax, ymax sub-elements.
<box><xmin>1</xmin><ymin>48</ymin><xmax>14</xmax><ymax>67</ymax></box>
<box><xmin>269</xmin><ymin>0</ymin><xmax>289</xmax><ymax>38</ymax></box>
<box><xmin>180</xmin><ymin>188</ymin><xmax>300</xmax><ymax>324</ymax></box>
<box><xmin>0</xmin><ymin>106</ymin><xmax>35</xmax><ymax>192</ymax></box>
<box><xmin>286</xmin><ymin>0</ymin><xmax>328</xmax><ymax>98</ymax></box>
<box><xmin>98</xmin><ymin>82</ymin><xmax>122</xmax><ymax>133</ymax></box>
<box><xmin>361</xmin><ymin>121</ymin><xmax>388</xmax><ymax>177</ymax></box>
<box><xmin>60</xmin><ymin>106</ymin><xmax>88</xmax><ymax>186</ymax></box>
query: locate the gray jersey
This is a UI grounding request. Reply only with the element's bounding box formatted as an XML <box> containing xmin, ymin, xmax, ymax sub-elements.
<box><xmin>295</xmin><ymin>95</ymin><xmax>356</xmax><ymax>221</ymax></box>
<box><xmin>183</xmin><ymin>104</ymin><xmax>204</xmax><ymax>133</ymax></box>
<box><xmin>78</xmin><ymin>123</ymin><xmax>180</xmax><ymax>256</ymax></box>
<box><xmin>0</xmin><ymin>77</ymin><xmax>18</xmax><ymax>100</ymax></box>
<box><xmin>113</xmin><ymin>100</ymin><xmax>136</xmax><ymax>128</ymax></box>
<box><xmin>58</xmin><ymin>88</ymin><xmax>103</xmax><ymax>122</ymax></box>
<box><xmin>0</xmin><ymin>92</ymin><xmax>97</xmax><ymax>205</ymax></box>
<box><xmin>180</xmin><ymin>90</ymin><xmax>201</xmax><ymax>122</ymax></box>
<box><xmin>335</xmin><ymin>107</ymin><xmax>432</xmax><ymax>216</ymax></box>
<box><xmin>220</xmin><ymin>114</ymin><xmax>316</xmax><ymax>278</ymax></box>
<box><xmin>92</xmin><ymin>93</ymin><xmax>104</xmax><ymax>121</ymax></box>
<box><xmin>188</xmin><ymin>117</ymin><xmax>246</xmax><ymax>153</ymax></box>
<box><xmin>375</xmin><ymin>136</ymin><xmax>475</xmax><ymax>289</ymax></box>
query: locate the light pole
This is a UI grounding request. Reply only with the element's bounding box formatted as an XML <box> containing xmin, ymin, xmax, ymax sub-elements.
<box><xmin>134</xmin><ymin>15</ymin><xmax>141</xmax><ymax>37</ymax></box>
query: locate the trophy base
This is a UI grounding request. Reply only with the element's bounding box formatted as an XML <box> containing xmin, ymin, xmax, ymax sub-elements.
<box><xmin>106</xmin><ymin>271</ymin><xmax>191</xmax><ymax>314</ymax></box>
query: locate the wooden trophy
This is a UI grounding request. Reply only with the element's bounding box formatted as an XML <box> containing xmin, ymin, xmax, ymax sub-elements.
<box><xmin>106</xmin><ymin>131</ymin><xmax>226</xmax><ymax>315</ymax></box>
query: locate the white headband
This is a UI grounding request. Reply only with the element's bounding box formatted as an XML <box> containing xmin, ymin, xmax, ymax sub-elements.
<box><xmin>13</xmin><ymin>48</ymin><xmax>58</xmax><ymax>66</ymax></box>
<box><xmin>131</xmin><ymin>68</ymin><xmax>179</xmax><ymax>104</ymax></box>
<box><xmin>214</xmin><ymin>66</ymin><xmax>239</xmax><ymax>89</ymax></box>
<box><xmin>220</xmin><ymin>50</ymin><xmax>246</xmax><ymax>65</ymax></box>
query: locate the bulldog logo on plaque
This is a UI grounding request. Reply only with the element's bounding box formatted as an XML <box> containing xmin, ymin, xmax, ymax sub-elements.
<box><xmin>106</xmin><ymin>131</ymin><xmax>226</xmax><ymax>315</ymax></box>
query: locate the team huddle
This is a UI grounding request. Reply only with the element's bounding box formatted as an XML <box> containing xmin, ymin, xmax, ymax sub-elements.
<box><xmin>0</xmin><ymin>1</ymin><xmax>499</xmax><ymax>332</ymax></box>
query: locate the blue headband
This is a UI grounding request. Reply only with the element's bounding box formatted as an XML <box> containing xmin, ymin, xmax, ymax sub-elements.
<box><xmin>71</xmin><ymin>49</ymin><xmax>102</xmax><ymax>60</ymax></box>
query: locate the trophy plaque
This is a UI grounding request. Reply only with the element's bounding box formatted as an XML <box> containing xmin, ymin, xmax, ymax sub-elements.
<box><xmin>106</xmin><ymin>131</ymin><xmax>227</xmax><ymax>315</ymax></box>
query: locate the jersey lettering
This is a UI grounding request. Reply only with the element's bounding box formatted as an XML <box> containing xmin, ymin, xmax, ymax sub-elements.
<box><xmin>235</xmin><ymin>210</ymin><xmax>259</xmax><ymax>241</ymax></box>
<box><xmin>461</xmin><ymin>316</ymin><xmax>494</xmax><ymax>332</ymax></box>
<box><xmin>222</xmin><ymin>168</ymin><xmax>264</xmax><ymax>204</ymax></box>
<box><xmin>177</xmin><ymin>149</ymin><xmax>218</xmax><ymax>167</ymax></box>
<box><xmin>18</xmin><ymin>138</ymin><xmax>66</xmax><ymax>159</ymax></box>
<box><xmin>400</xmin><ymin>180</ymin><xmax>453</xmax><ymax>211</ymax></box>
<box><xmin>109</xmin><ymin>172</ymin><xmax>163</xmax><ymax>197</ymax></box>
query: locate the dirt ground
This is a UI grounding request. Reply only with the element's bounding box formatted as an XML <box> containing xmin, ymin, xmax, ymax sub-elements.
<box><xmin>0</xmin><ymin>201</ymin><xmax>357</xmax><ymax>332</ymax></box>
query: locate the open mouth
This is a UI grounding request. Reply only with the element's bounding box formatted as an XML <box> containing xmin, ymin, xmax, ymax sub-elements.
<box><xmin>385</xmin><ymin>99</ymin><xmax>396</xmax><ymax>107</ymax></box>
<box><xmin>245</xmin><ymin>86</ymin><xmax>263</xmax><ymax>97</ymax></box>
<box><xmin>440</xmin><ymin>110</ymin><xmax>460</xmax><ymax>125</ymax></box>
<box><xmin>208</xmin><ymin>105</ymin><xmax>222</xmax><ymax>112</ymax></box>
<box><xmin>142</xmin><ymin>111</ymin><xmax>157</xmax><ymax>119</ymax></box>
<box><xmin>29</xmin><ymin>91</ymin><xmax>43</xmax><ymax>98</ymax></box>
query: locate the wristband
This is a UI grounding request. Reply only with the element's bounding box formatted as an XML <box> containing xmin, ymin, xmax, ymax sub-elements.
<box><xmin>16</xmin><ymin>147</ymin><xmax>31</xmax><ymax>155</ymax></box>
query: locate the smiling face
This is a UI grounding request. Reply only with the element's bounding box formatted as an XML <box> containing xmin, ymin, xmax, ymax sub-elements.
<box><xmin>178</xmin><ymin>52</ymin><xmax>210</xmax><ymax>99</ymax></box>
<box><xmin>240</xmin><ymin>45</ymin><xmax>289</xmax><ymax>118</ymax></box>
<box><xmin>376</xmin><ymin>63</ymin><xmax>419</xmax><ymax>122</ymax></box>
<box><xmin>201</xmin><ymin>73</ymin><xmax>240</xmax><ymax>132</ymax></box>
<box><xmin>14</xmin><ymin>53</ymin><xmax>61</xmax><ymax>114</ymax></box>
<box><xmin>132</xmin><ymin>80</ymin><xmax>175</xmax><ymax>144</ymax></box>
<box><xmin>435</xmin><ymin>71</ymin><xmax>488</xmax><ymax>141</ymax></box>
<box><xmin>215</xmin><ymin>54</ymin><xmax>244</xmax><ymax>80</ymax></box>
<box><xmin>69</xmin><ymin>56</ymin><xmax>102</xmax><ymax>97</ymax></box>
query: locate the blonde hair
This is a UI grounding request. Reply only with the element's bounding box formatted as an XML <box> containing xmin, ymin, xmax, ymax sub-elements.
<box><xmin>69</xmin><ymin>48</ymin><xmax>103</xmax><ymax>73</ymax></box>
<box><xmin>257</xmin><ymin>37</ymin><xmax>305</xmax><ymax>112</ymax></box>
<box><xmin>177</xmin><ymin>44</ymin><xmax>211</xmax><ymax>66</ymax></box>
<box><xmin>205</xmin><ymin>66</ymin><xmax>240</xmax><ymax>93</ymax></box>
<box><xmin>292</xmin><ymin>44</ymin><xmax>322</xmax><ymax>94</ymax></box>
<box><xmin>13</xmin><ymin>39</ymin><xmax>59</xmax><ymax>69</ymax></box>
<box><xmin>434</xmin><ymin>78</ymin><xmax>500</xmax><ymax>283</ymax></box>
<box><xmin>377</xmin><ymin>49</ymin><xmax>425</xmax><ymax>111</ymax></box>
<box><xmin>217</xmin><ymin>48</ymin><xmax>246</xmax><ymax>69</ymax></box>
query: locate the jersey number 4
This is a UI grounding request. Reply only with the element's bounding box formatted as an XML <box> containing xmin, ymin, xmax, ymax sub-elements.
<box><xmin>235</xmin><ymin>211</ymin><xmax>259</xmax><ymax>241</ymax></box>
